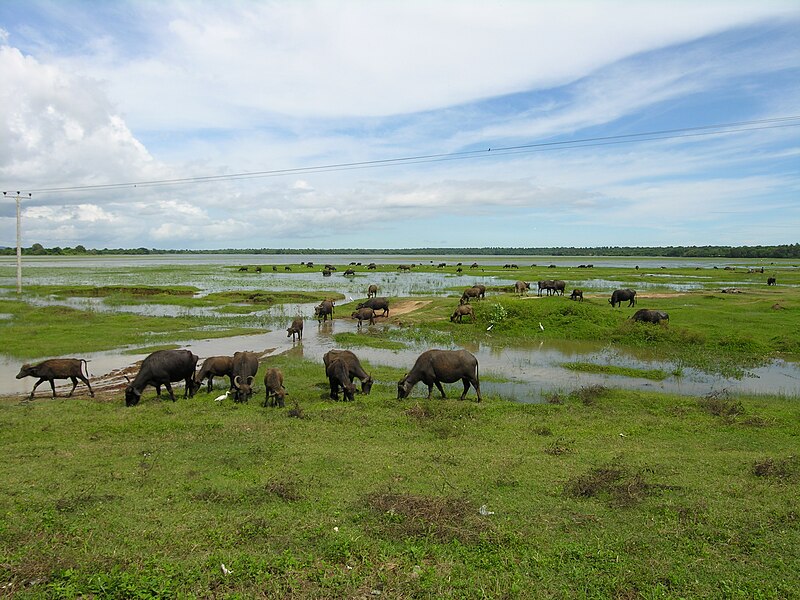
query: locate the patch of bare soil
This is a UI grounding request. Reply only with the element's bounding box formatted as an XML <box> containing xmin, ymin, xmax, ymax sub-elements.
<box><xmin>388</xmin><ymin>299</ymin><xmax>431</xmax><ymax>317</ymax></box>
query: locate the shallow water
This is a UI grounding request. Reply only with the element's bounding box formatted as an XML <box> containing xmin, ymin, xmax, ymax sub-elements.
<box><xmin>2</xmin><ymin>255</ymin><xmax>798</xmax><ymax>401</ymax></box>
<box><xmin>3</xmin><ymin>314</ymin><xmax>798</xmax><ymax>401</ymax></box>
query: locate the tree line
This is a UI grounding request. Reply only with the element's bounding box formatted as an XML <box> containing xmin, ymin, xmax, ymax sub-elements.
<box><xmin>1</xmin><ymin>243</ymin><xmax>799</xmax><ymax>258</ymax></box>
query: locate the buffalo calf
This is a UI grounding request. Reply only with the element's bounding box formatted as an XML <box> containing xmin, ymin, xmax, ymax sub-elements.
<box><xmin>16</xmin><ymin>358</ymin><xmax>94</xmax><ymax>400</ymax></box>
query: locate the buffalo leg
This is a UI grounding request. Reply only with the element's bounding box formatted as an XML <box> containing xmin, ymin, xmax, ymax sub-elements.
<box><xmin>434</xmin><ymin>381</ymin><xmax>446</xmax><ymax>399</ymax></box>
<box><xmin>28</xmin><ymin>377</ymin><xmax>49</xmax><ymax>399</ymax></box>
<box><xmin>78</xmin><ymin>375</ymin><xmax>94</xmax><ymax>397</ymax></box>
<box><xmin>67</xmin><ymin>376</ymin><xmax>79</xmax><ymax>397</ymax></box>
<box><xmin>329</xmin><ymin>378</ymin><xmax>339</xmax><ymax>401</ymax></box>
<box><xmin>164</xmin><ymin>382</ymin><xmax>176</xmax><ymax>402</ymax></box>
<box><xmin>206</xmin><ymin>376</ymin><xmax>214</xmax><ymax>393</ymax></box>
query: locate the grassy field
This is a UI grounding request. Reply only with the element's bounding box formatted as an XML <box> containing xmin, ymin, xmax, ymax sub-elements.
<box><xmin>1</xmin><ymin>260</ymin><xmax>799</xmax><ymax>598</ymax></box>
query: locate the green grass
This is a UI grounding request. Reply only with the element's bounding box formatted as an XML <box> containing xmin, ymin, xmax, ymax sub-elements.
<box><xmin>1</xmin><ymin>357</ymin><xmax>799</xmax><ymax>598</ymax></box>
<box><xmin>562</xmin><ymin>361</ymin><xmax>669</xmax><ymax>381</ymax></box>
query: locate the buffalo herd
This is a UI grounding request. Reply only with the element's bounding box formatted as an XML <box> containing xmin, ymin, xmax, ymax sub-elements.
<box><xmin>34</xmin><ymin>260</ymin><xmax>776</xmax><ymax>405</ymax></box>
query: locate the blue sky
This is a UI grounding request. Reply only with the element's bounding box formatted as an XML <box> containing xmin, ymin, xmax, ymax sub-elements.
<box><xmin>1</xmin><ymin>1</ymin><xmax>798</xmax><ymax>250</ymax></box>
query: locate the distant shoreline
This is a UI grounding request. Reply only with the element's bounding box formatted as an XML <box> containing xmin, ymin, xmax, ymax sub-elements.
<box><xmin>1</xmin><ymin>244</ymin><xmax>798</xmax><ymax>259</ymax></box>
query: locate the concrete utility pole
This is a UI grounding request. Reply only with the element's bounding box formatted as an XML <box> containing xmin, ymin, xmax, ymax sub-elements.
<box><xmin>3</xmin><ymin>191</ymin><xmax>30</xmax><ymax>294</ymax></box>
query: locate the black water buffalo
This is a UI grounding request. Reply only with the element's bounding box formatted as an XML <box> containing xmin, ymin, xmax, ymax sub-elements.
<box><xmin>397</xmin><ymin>264</ymin><xmax>412</xmax><ymax>272</ymax></box>
<box><xmin>125</xmin><ymin>349</ymin><xmax>198</xmax><ymax>406</ymax></box>
<box><xmin>450</xmin><ymin>304</ymin><xmax>474</xmax><ymax>323</ymax></box>
<box><xmin>515</xmin><ymin>281</ymin><xmax>530</xmax><ymax>296</ymax></box>
<box><xmin>325</xmin><ymin>358</ymin><xmax>356</xmax><ymax>401</ymax></box>
<box><xmin>538</xmin><ymin>279</ymin><xmax>565</xmax><ymax>296</ymax></box>
<box><xmin>367</xmin><ymin>284</ymin><xmax>378</xmax><ymax>298</ymax></box>
<box><xmin>767</xmin><ymin>277</ymin><xmax>777</xmax><ymax>286</ymax></box>
<box><xmin>322</xmin><ymin>269</ymin><xmax>332</xmax><ymax>277</ymax></box>
<box><xmin>631</xmin><ymin>309</ymin><xmax>669</xmax><ymax>324</ymax></box>
<box><xmin>194</xmin><ymin>355</ymin><xmax>234</xmax><ymax>393</ymax></box>
<box><xmin>537</xmin><ymin>280</ymin><xmax>554</xmax><ymax>296</ymax></box>
<box><xmin>16</xmin><ymin>358</ymin><xmax>94</xmax><ymax>400</ymax></box>
<box><xmin>460</xmin><ymin>286</ymin><xmax>482</xmax><ymax>304</ymax></box>
<box><xmin>397</xmin><ymin>349</ymin><xmax>482</xmax><ymax>402</ymax></box>
<box><xmin>231</xmin><ymin>351</ymin><xmax>259</xmax><ymax>403</ymax></box>
<box><xmin>351</xmin><ymin>307</ymin><xmax>376</xmax><ymax>328</ymax></box>
<box><xmin>263</xmin><ymin>368</ymin><xmax>286</xmax><ymax>408</ymax></box>
<box><xmin>287</xmin><ymin>317</ymin><xmax>304</xmax><ymax>341</ymax></box>
<box><xmin>609</xmin><ymin>288</ymin><xmax>637</xmax><ymax>307</ymax></box>
<box><xmin>570</xmin><ymin>289</ymin><xmax>584</xmax><ymax>302</ymax></box>
<box><xmin>344</xmin><ymin>268</ymin><xmax>356</xmax><ymax>276</ymax></box>
<box><xmin>323</xmin><ymin>349</ymin><xmax>373</xmax><ymax>395</ymax></box>
<box><xmin>357</xmin><ymin>297</ymin><xmax>389</xmax><ymax>316</ymax></box>
<box><xmin>470</xmin><ymin>262</ymin><xmax>479</xmax><ymax>269</ymax></box>
<box><xmin>315</xmin><ymin>299</ymin><xmax>335</xmax><ymax>322</ymax></box>
<box><xmin>367</xmin><ymin>263</ymin><xmax>377</xmax><ymax>270</ymax></box>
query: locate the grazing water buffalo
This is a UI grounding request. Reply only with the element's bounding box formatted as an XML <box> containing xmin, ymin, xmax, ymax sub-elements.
<box><xmin>538</xmin><ymin>279</ymin><xmax>565</xmax><ymax>296</ymax></box>
<box><xmin>472</xmin><ymin>284</ymin><xmax>486</xmax><ymax>299</ymax></box>
<box><xmin>323</xmin><ymin>349</ymin><xmax>373</xmax><ymax>394</ymax></box>
<box><xmin>397</xmin><ymin>349</ymin><xmax>482</xmax><ymax>402</ymax></box>
<box><xmin>357</xmin><ymin>297</ymin><xmax>389</xmax><ymax>316</ymax></box>
<box><xmin>470</xmin><ymin>262</ymin><xmax>479</xmax><ymax>269</ymax></box>
<box><xmin>344</xmin><ymin>268</ymin><xmax>356</xmax><ymax>276</ymax></box>
<box><xmin>450</xmin><ymin>304</ymin><xmax>474</xmax><ymax>323</ymax></box>
<box><xmin>767</xmin><ymin>277</ymin><xmax>777</xmax><ymax>286</ymax></box>
<box><xmin>460</xmin><ymin>286</ymin><xmax>482</xmax><ymax>304</ymax></box>
<box><xmin>609</xmin><ymin>289</ymin><xmax>637</xmax><ymax>308</ymax></box>
<box><xmin>263</xmin><ymin>368</ymin><xmax>286</xmax><ymax>408</ymax></box>
<box><xmin>125</xmin><ymin>349</ymin><xmax>198</xmax><ymax>406</ymax></box>
<box><xmin>287</xmin><ymin>317</ymin><xmax>304</xmax><ymax>341</ymax></box>
<box><xmin>325</xmin><ymin>358</ymin><xmax>356</xmax><ymax>401</ymax></box>
<box><xmin>322</xmin><ymin>269</ymin><xmax>332</xmax><ymax>277</ymax></box>
<box><xmin>351</xmin><ymin>307</ymin><xmax>376</xmax><ymax>328</ymax></box>
<box><xmin>515</xmin><ymin>281</ymin><xmax>531</xmax><ymax>296</ymax></box>
<box><xmin>367</xmin><ymin>284</ymin><xmax>378</xmax><ymax>298</ymax></box>
<box><xmin>570</xmin><ymin>289</ymin><xmax>584</xmax><ymax>302</ymax></box>
<box><xmin>631</xmin><ymin>309</ymin><xmax>669</xmax><ymax>324</ymax></box>
<box><xmin>194</xmin><ymin>355</ymin><xmax>234</xmax><ymax>393</ymax></box>
<box><xmin>397</xmin><ymin>264</ymin><xmax>412</xmax><ymax>272</ymax></box>
<box><xmin>16</xmin><ymin>358</ymin><xmax>94</xmax><ymax>400</ymax></box>
<box><xmin>315</xmin><ymin>299</ymin><xmax>335</xmax><ymax>322</ymax></box>
<box><xmin>367</xmin><ymin>263</ymin><xmax>377</xmax><ymax>270</ymax></box>
<box><xmin>231</xmin><ymin>351</ymin><xmax>259</xmax><ymax>403</ymax></box>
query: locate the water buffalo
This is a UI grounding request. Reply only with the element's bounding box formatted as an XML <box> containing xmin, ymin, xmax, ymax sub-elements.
<box><xmin>325</xmin><ymin>358</ymin><xmax>356</xmax><ymax>401</ymax></box>
<box><xmin>263</xmin><ymin>368</ymin><xmax>286</xmax><ymax>408</ymax></box>
<box><xmin>767</xmin><ymin>277</ymin><xmax>777</xmax><ymax>286</ymax></box>
<box><xmin>515</xmin><ymin>281</ymin><xmax>530</xmax><ymax>296</ymax></box>
<box><xmin>631</xmin><ymin>309</ymin><xmax>669</xmax><ymax>324</ymax></box>
<box><xmin>125</xmin><ymin>349</ymin><xmax>198</xmax><ymax>406</ymax></box>
<box><xmin>351</xmin><ymin>307</ymin><xmax>376</xmax><ymax>328</ymax></box>
<box><xmin>194</xmin><ymin>355</ymin><xmax>234</xmax><ymax>393</ymax></box>
<box><xmin>344</xmin><ymin>268</ymin><xmax>356</xmax><ymax>276</ymax></box>
<box><xmin>472</xmin><ymin>284</ymin><xmax>486</xmax><ymax>299</ymax></box>
<box><xmin>357</xmin><ymin>297</ymin><xmax>389</xmax><ymax>316</ymax></box>
<box><xmin>315</xmin><ymin>299</ymin><xmax>335</xmax><ymax>322</ymax></box>
<box><xmin>570</xmin><ymin>289</ymin><xmax>584</xmax><ymax>302</ymax></box>
<box><xmin>538</xmin><ymin>280</ymin><xmax>565</xmax><ymax>296</ymax></box>
<box><xmin>397</xmin><ymin>264</ymin><xmax>412</xmax><ymax>272</ymax></box>
<box><xmin>367</xmin><ymin>284</ymin><xmax>378</xmax><ymax>298</ymax></box>
<box><xmin>231</xmin><ymin>351</ymin><xmax>259</xmax><ymax>403</ymax></box>
<box><xmin>397</xmin><ymin>349</ymin><xmax>482</xmax><ymax>402</ymax></box>
<box><xmin>470</xmin><ymin>262</ymin><xmax>479</xmax><ymax>269</ymax></box>
<box><xmin>450</xmin><ymin>304</ymin><xmax>474</xmax><ymax>323</ymax></box>
<box><xmin>287</xmin><ymin>317</ymin><xmax>304</xmax><ymax>341</ymax></box>
<box><xmin>323</xmin><ymin>349</ymin><xmax>373</xmax><ymax>394</ymax></box>
<box><xmin>322</xmin><ymin>269</ymin><xmax>332</xmax><ymax>277</ymax></box>
<box><xmin>367</xmin><ymin>263</ymin><xmax>377</xmax><ymax>270</ymax></box>
<box><xmin>16</xmin><ymin>358</ymin><xmax>94</xmax><ymax>400</ymax></box>
<box><xmin>460</xmin><ymin>286</ymin><xmax>482</xmax><ymax>305</ymax></box>
<box><xmin>609</xmin><ymin>289</ymin><xmax>637</xmax><ymax>308</ymax></box>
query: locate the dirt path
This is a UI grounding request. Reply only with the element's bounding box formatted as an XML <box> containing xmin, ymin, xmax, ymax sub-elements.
<box><xmin>388</xmin><ymin>299</ymin><xmax>432</xmax><ymax>316</ymax></box>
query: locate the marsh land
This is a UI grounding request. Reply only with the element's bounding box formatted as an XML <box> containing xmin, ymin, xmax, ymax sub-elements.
<box><xmin>1</xmin><ymin>255</ymin><xmax>798</xmax><ymax>598</ymax></box>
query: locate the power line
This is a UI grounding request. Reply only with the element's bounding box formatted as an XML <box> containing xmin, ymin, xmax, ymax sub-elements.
<box><xmin>15</xmin><ymin>115</ymin><xmax>800</xmax><ymax>195</ymax></box>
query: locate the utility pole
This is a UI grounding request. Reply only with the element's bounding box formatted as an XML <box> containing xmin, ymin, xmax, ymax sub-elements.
<box><xmin>3</xmin><ymin>191</ymin><xmax>30</xmax><ymax>293</ymax></box>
